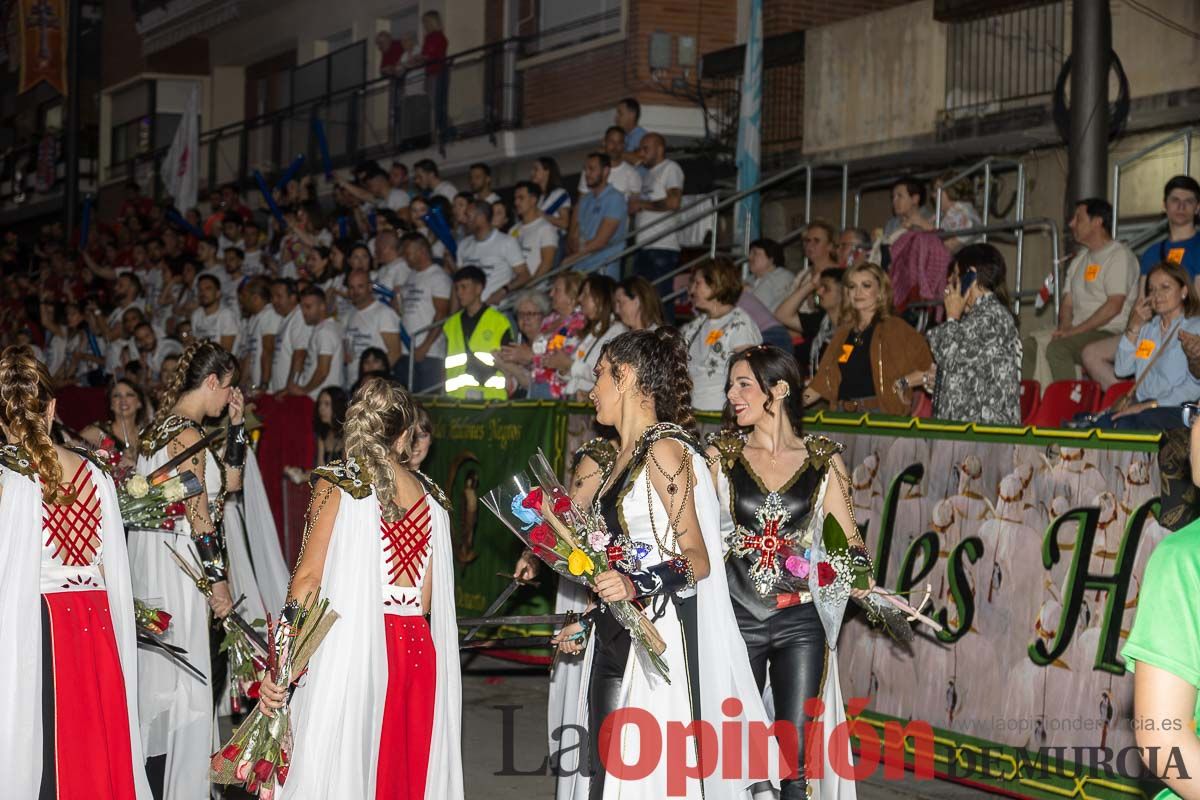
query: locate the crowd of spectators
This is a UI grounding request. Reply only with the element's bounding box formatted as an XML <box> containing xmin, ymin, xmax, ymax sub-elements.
<box><xmin>7</xmin><ymin>79</ymin><xmax>1199</xmax><ymax>437</ymax></box>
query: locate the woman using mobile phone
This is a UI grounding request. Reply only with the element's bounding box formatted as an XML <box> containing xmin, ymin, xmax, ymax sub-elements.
<box><xmin>900</xmin><ymin>243</ymin><xmax>1021</xmax><ymax>424</ymax></box>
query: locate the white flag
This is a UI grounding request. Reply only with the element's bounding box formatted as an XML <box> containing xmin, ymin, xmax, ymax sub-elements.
<box><xmin>162</xmin><ymin>85</ymin><xmax>200</xmax><ymax>211</ymax></box>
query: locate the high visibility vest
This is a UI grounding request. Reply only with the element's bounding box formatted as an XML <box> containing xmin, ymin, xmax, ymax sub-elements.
<box><xmin>443</xmin><ymin>307</ymin><xmax>511</xmax><ymax>400</ymax></box>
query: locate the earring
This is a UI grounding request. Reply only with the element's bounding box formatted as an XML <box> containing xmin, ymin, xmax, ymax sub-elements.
<box><xmin>780</xmin><ymin>386</ymin><xmax>791</xmax><ymax>399</ymax></box>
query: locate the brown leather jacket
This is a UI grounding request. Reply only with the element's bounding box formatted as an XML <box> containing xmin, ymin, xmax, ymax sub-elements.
<box><xmin>810</xmin><ymin>315</ymin><xmax>933</xmax><ymax>415</ymax></box>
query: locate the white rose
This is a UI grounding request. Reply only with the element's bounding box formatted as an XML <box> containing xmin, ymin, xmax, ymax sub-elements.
<box><xmin>127</xmin><ymin>474</ymin><xmax>150</xmax><ymax>499</ymax></box>
<box><xmin>162</xmin><ymin>479</ymin><xmax>185</xmax><ymax>503</ymax></box>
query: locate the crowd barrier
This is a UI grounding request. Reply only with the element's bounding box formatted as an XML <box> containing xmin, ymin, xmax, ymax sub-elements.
<box><xmin>415</xmin><ymin>400</ymin><xmax>1168</xmax><ymax>799</ymax></box>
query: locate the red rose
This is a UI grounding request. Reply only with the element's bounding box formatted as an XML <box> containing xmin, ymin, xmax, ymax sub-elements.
<box><xmin>222</xmin><ymin>743</ymin><xmax>242</xmax><ymax>761</ymax></box>
<box><xmin>276</xmin><ymin>765</ymin><xmax>289</xmax><ymax>785</ymax></box>
<box><xmin>533</xmin><ymin>545</ymin><xmax>562</xmax><ymax>562</ymax></box>
<box><xmin>606</xmin><ymin>545</ymin><xmax>625</xmax><ymax>564</ymax></box>
<box><xmin>162</xmin><ymin>519</ymin><xmax>175</xmax><ymax>531</ymax></box>
<box><xmin>253</xmin><ymin>758</ymin><xmax>274</xmax><ymax>782</ymax></box>
<box><xmin>529</xmin><ymin>522</ymin><xmax>556</xmax><ymax>548</ymax></box>
<box><xmin>521</xmin><ymin>488</ymin><xmax>544</xmax><ymax>511</ymax></box>
<box><xmin>100</xmin><ymin>437</ymin><xmax>116</xmax><ymax>450</ymax></box>
<box><xmin>155</xmin><ymin>611</ymin><xmax>171</xmax><ymax>632</ymax></box>
<box><xmin>552</xmin><ymin>495</ymin><xmax>572</xmax><ymax>515</ymax></box>
<box><xmin>817</xmin><ymin>561</ymin><xmax>837</xmax><ymax>587</ymax></box>
<box><xmin>246</xmin><ymin>681</ymin><xmax>261</xmax><ymax>698</ymax></box>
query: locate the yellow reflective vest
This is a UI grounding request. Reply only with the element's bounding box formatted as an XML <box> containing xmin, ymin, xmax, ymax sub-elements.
<box><xmin>443</xmin><ymin>306</ymin><xmax>512</xmax><ymax>400</ymax></box>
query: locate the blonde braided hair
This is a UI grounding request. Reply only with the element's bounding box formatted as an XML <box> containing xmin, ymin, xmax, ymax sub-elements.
<box><xmin>0</xmin><ymin>345</ymin><xmax>69</xmax><ymax>502</ymax></box>
<box><xmin>344</xmin><ymin>376</ymin><xmax>417</xmax><ymax>522</ymax></box>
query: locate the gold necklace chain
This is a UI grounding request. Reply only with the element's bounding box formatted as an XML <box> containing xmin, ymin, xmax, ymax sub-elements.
<box><xmin>645</xmin><ymin>458</ymin><xmax>691</xmax><ymax>560</ymax></box>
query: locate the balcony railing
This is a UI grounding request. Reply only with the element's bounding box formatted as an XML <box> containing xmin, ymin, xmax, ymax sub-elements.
<box><xmin>0</xmin><ymin>129</ymin><xmax>100</xmax><ymax>218</ymax></box>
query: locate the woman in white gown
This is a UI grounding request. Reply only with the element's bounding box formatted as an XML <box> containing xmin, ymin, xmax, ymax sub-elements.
<box><xmin>130</xmin><ymin>340</ymin><xmax>243</xmax><ymax>798</ymax></box>
<box><xmin>551</xmin><ymin>328</ymin><xmax>779</xmax><ymax>800</ymax></box>
<box><xmin>258</xmin><ymin>377</ymin><xmax>463</xmax><ymax>799</ymax></box>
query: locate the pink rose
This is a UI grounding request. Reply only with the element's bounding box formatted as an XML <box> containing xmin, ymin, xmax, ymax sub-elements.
<box><xmin>785</xmin><ymin>556</ymin><xmax>809</xmax><ymax>579</ymax></box>
<box><xmin>234</xmin><ymin>759</ymin><xmax>252</xmax><ymax>782</ymax></box>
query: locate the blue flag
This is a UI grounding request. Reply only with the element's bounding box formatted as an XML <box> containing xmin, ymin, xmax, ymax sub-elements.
<box><xmin>735</xmin><ymin>0</ymin><xmax>763</xmax><ymax>246</ymax></box>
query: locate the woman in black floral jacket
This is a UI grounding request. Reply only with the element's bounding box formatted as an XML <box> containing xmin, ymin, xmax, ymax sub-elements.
<box><xmin>902</xmin><ymin>243</ymin><xmax>1022</xmax><ymax>424</ymax></box>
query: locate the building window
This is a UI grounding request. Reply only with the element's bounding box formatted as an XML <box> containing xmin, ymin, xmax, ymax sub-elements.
<box><xmin>528</xmin><ymin>0</ymin><xmax>622</xmax><ymax>55</ymax></box>
<box><xmin>110</xmin><ymin>81</ymin><xmax>152</xmax><ymax>168</ymax></box>
<box><xmin>325</xmin><ymin>28</ymin><xmax>353</xmax><ymax>53</ymax></box>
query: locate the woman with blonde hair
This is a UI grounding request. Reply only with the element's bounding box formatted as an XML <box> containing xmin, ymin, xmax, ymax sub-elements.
<box><xmin>0</xmin><ymin>345</ymin><xmax>152</xmax><ymax>799</ymax></box>
<box><xmin>803</xmin><ymin>262</ymin><xmax>932</xmax><ymax>415</ymax></box>
<box><xmin>131</xmin><ymin>340</ymin><xmax>244</xmax><ymax>798</ymax></box>
<box><xmin>257</xmin><ymin>377</ymin><xmax>462</xmax><ymax>799</ymax></box>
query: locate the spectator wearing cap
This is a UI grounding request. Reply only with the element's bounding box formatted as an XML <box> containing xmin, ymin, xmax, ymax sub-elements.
<box><xmin>191</xmin><ymin>273</ymin><xmax>240</xmax><ymax>351</ymax></box>
<box><xmin>456</xmin><ymin>198</ymin><xmax>528</xmax><ymax>304</ymax></box>
<box><xmin>238</xmin><ymin>276</ymin><xmax>281</xmax><ymax>392</ymax></box>
<box><xmin>444</xmin><ymin>266</ymin><xmax>514</xmax><ymax>399</ymax></box>
<box><xmin>532</xmin><ymin>157</ymin><xmax>572</xmax><ymax>233</ymax></box>
<box><xmin>615</xmin><ymin>98</ymin><xmax>646</xmax><ymax>165</ymax></box>
<box><xmin>629</xmin><ymin>133</ymin><xmax>684</xmax><ymax>315</ymax></box>
<box><xmin>469</xmin><ymin>162</ymin><xmax>502</xmax><ymax>205</ymax></box>
<box><xmin>414</xmin><ymin>158</ymin><xmax>458</xmax><ymax>203</ymax></box>
<box><xmin>745</xmin><ymin>238</ymin><xmax>793</xmax><ymax>313</ymax></box>
<box><xmin>576</xmin><ymin>126</ymin><xmax>642</xmax><ymax>201</ymax></box>
<box><xmin>512</xmin><ymin>181</ymin><xmax>559</xmax><ymax>284</ymax></box>
<box><xmin>565</xmin><ymin>152</ymin><xmax>627</xmax><ymax>282</ymax></box>
<box><xmin>394</xmin><ymin>233</ymin><xmax>452</xmax><ymax>393</ymax></box>
<box><xmin>269</xmin><ymin>278</ymin><xmax>311</xmax><ymax>394</ymax></box>
<box><xmin>288</xmin><ymin>286</ymin><xmax>345</xmax><ymax>399</ymax></box>
<box><xmin>1082</xmin><ymin>175</ymin><xmax>1200</xmax><ymax>390</ymax></box>
<box><xmin>342</xmin><ymin>268</ymin><xmax>403</xmax><ymax>387</ymax></box>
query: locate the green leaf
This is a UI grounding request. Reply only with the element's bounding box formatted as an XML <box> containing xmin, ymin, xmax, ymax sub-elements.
<box><xmin>822</xmin><ymin>514</ymin><xmax>870</xmax><ymax>590</ymax></box>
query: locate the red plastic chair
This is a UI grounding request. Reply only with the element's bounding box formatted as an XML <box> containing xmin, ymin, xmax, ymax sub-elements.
<box><xmin>1030</xmin><ymin>380</ymin><xmax>1101</xmax><ymax>428</ymax></box>
<box><xmin>1095</xmin><ymin>380</ymin><xmax>1136</xmax><ymax>413</ymax></box>
<box><xmin>1019</xmin><ymin>380</ymin><xmax>1041</xmax><ymax>425</ymax></box>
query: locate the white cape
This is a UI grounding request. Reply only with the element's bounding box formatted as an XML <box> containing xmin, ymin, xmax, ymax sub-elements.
<box><xmin>0</xmin><ymin>457</ymin><xmax>152</xmax><ymax>799</ymax></box>
<box><xmin>224</xmin><ymin>451</ymin><xmax>290</xmax><ymax>620</ymax></box>
<box><xmin>283</xmin><ymin>485</ymin><xmax>463</xmax><ymax>799</ymax></box>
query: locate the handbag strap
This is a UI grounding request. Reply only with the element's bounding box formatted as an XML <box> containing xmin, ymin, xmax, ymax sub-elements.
<box><xmin>1127</xmin><ymin>320</ymin><xmax>1181</xmax><ymax>400</ymax></box>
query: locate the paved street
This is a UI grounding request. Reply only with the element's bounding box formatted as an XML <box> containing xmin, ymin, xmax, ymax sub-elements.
<box><xmin>461</xmin><ymin>657</ymin><xmax>997</xmax><ymax>799</ymax></box>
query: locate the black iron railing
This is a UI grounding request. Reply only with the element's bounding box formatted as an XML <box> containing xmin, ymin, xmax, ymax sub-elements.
<box><xmin>943</xmin><ymin>1</ymin><xmax>1065</xmax><ymax>116</ymax></box>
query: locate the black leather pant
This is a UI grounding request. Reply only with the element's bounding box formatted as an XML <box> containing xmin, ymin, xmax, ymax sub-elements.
<box><xmin>735</xmin><ymin>599</ymin><xmax>827</xmax><ymax>800</ymax></box>
<box><xmin>587</xmin><ymin>595</ymin><xmax>699</xmax><ymax>800</ymax></box>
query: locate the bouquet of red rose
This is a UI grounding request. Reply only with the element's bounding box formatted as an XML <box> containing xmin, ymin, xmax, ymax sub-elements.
<box><xmin>117</xmin><ymin>469</ymin><xmax>199</xmax><ymax>531</ymax></box>
<box><xmin>133</xmin><ymin>599</ymin><xmax>172</xmax><ymax>635</ymax></box>
<box><xmin>211</xmin><ymin>593</ymin><xmax>339</xmax><ymax>798</ymax></box>
<box><xmin>482</xmin><ymin>450</ymin><xmax>670</xmax><ymax>680</ymax></box>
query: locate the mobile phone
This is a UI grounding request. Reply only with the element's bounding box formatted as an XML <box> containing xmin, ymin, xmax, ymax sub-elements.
<box><xmin>1183</xmin><ymin>402</ymin><xmax>1200</xmax><ymax>428</ymax></box>
<box><xmin>958</xmin><ymin>269</ymin><xmax>977</xmax><ymax>297</ymax></box>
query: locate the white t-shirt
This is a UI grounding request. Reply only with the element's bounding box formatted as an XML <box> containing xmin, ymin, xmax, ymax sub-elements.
<box><xmin>577</xmin><ymin>161</ymin><xmax>642</xmax><ymax>200</ymax></box>
<box><xmin>137</xmin><ymin>338</ymin><xmax>184</xmax><ymax>381</ymax></box>
<box><xmin>381</xmin><ymin>188</ymin><xmax>410</xmax><ymax>212</ymax></box>
<box><xmin>401</xmin><ymin>265</ymin><xmax>453</xmax><ymax>359</ymax></box>
<box><xmin>217</xmin><ymin>234</ymin><xmax>243</xmax><ymax>259</ymax></box>
<box><xmin>270</xmin><ymin>306</ymin><xmax>312</xmax><ymax>393</ymax></box>
<box><xmin>432</xmin><ymin>180</ymin><xmax>458</xmax><ymax>203</ymax></box>
<box><xmin>635</xmin><ymin>159</ymin><xmax>686</xmax><ymax>251</ymax></box>
<box><xmin>301</xmin><ymin>318</ymin><xmax>345</xmax><ymax>399</ymax></box>
<box><xmin>565</xmin><ymin>320</ymin><xmax>627</xmax><ymax>396</ymax></box>
<box><xmin>457</xmin><ymin>229</ymin><xmax>525</xmax><ymax>298</ymax></box>
<box><xmin>377</xmin><ymin>257</ymin><xmax>413</xmax><ymax>296</ymax></box>
<box><xmin>514</xmin><ymin>217</ymin><xmax>558</xmax><ymax>278</ymax></box>
<box><xmin>681</xmin><ymin>307</ymin><xmax>763</xmax><ymax>411</ymax></box>
<box><xmin>242</xmin><ymin>249</ymin><xmax>266</xmax><ymax>277</ymax></box>
<box><xmin>106</xmin><ymin>300</ymin><xmax>147</xmax><ymax>336</ymax></box>
<box><xmin>481</xmin><ymin>191</ymin><xmax>501</xmax><ymax>205</ymax></box>
<box><xmin>105</xmin><ymin>337</ymin><xmax>136</xmax><ymax>375</ymax></box>
<box><xmin>1064</xmin><ymin>240</ymin><xmax>1139</xmax><ymax>333</ymax></box>
<box><xmin>239</xmin><ymin>305</ymin><xmax>283</xmax><ymax>388</ymax></box>
<box><xmin>191</xmin><ymin>305</ymin><xmax>241</xmax><ymax>350</ymax></box>
<box><xmin>343</xmin><ymin>301</ymin><xmax>401</xmax><ymax>386</ymax></box>
<box><xmin>746</xmin><ymin>267</ymin><xmax>795</xmax><ymax>313</ymax></box>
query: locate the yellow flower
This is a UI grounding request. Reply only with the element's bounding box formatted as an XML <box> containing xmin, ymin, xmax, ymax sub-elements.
<box><xmin>567</xmin><ymin>548</ymin><xmax>595</xmax><ymax>576</ymax></box>
<box><xmin>127</xmin><ymin>474</ymin><xmax>150</xmax><ymax>499</ymax></box>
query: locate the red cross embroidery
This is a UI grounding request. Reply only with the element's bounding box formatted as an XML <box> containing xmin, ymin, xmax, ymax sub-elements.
<box><xmin>43</xmin><ymin>461</ymin><xmax>101</xmax><ymax>567</ymax></box>
<box><xmin>743</xmin><ymin>516</ymin><xmax>784</xmax><ymax>571</ymax></box>
<box><xmin>381</xmin><ymin>497</ymin><xmax>431</xmax><ymax>586</ymax></box>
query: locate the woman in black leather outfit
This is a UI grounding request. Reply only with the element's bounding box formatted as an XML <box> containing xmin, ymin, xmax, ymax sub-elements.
<box><xmin>708</xmin><ymin>344</ymin><xmax>871</xmax><ymax>799</ymax></box>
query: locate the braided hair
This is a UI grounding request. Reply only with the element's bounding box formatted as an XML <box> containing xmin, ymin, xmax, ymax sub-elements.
<box><xmin>142</xmin><ymin>340</ymin><xmax>237</xmax><ymax>450</ymax></box>
<box><xmin>0</xmin><ymin>345</ymin><xmax>68</xmax><ymax>502</ymax></box>
<box><xmin>343</xmin><ymin>376</ymin><xmax>417</xmax><ymax>522</ymax></box>
<box><xmin>601</xmin><ymin>328</ymin><xmax>696</xmax><ymax>435</ymax></box>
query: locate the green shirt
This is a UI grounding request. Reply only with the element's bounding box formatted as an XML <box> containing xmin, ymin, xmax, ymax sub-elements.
<box><xmin>1121</xmin><ymin>521</ymin><xmax>1200</xmax><ymax>799</ymax></box>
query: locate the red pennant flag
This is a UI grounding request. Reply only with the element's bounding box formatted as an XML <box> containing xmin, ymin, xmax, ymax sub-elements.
<box><xmin>18</xmin><ymin>0</ymin><xmax>66</xmax><ymax>96</ymax></box>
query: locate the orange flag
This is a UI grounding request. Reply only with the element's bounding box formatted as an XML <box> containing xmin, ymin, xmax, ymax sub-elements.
<box><xmin>18</xmin><ymin>0</ymin><xmax>67</xmax><ymax>95</ymax></box>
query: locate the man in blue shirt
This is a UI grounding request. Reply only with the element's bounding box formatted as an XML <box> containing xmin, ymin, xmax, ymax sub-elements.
<box><xmin>1139</xmin><ymin>175</ymin><xmax>1200</xmax><ymax>288</ymax></box>
<box><xmin>565</xmin><ymin>152</ymin><xmax>627</xmax><ymax>280</ymax></box>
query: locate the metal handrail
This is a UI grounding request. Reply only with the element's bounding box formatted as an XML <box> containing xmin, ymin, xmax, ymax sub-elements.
<box><xmin>851</xmin><ymin>156</ymin><xmax>1023</xmax><ymax>232</ymax></box>
<box><xmin>933</xmin><ymin>217</ymin><xmax>1062</xmax><ymax>318</ymax></box>
<box><xmin>1112</xmin><ymin>127</ymin><xmax>1195</xmax><ymax>239</ymax></box>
